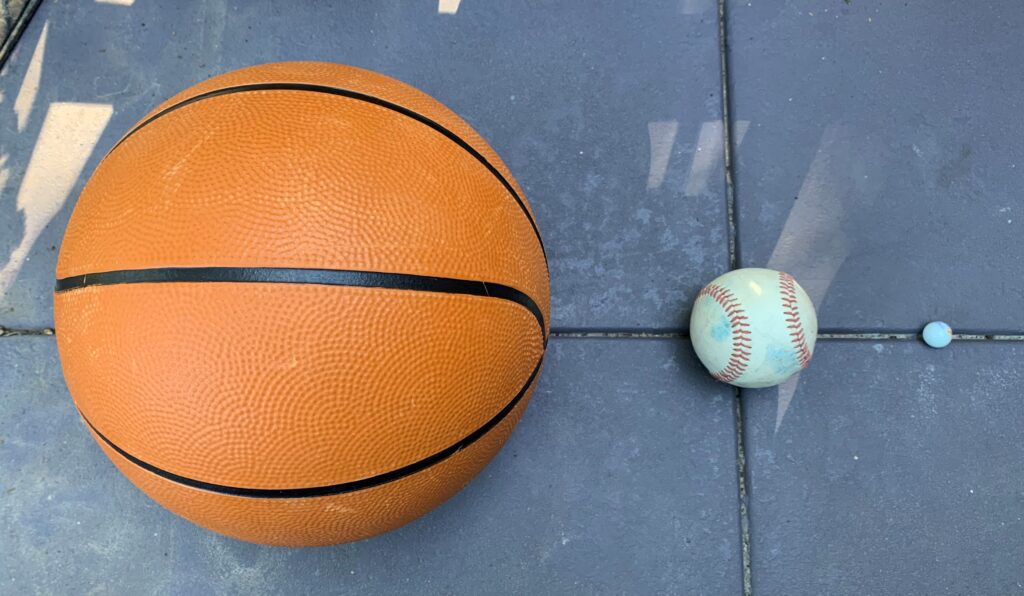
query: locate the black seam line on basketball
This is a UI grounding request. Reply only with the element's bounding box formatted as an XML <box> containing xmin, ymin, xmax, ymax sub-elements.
<box><xmin>78</xmin><ymin>356</ymin><xmax>542</xmax><ymax>499</ymax></box>
<box><xmin>54</xmin><ymin>266</ymin><xmax>545</xmax><ymax>337</ymax></box>
<box><xmin>108</xmin><ymin>82</ymin><xmax>547</xmax><ymax>263</ymax></box>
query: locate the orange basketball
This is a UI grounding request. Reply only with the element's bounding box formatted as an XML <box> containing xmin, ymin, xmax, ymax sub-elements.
<box><xmin>53</xmin><ymin>62</ymin><xmax>549</xmax><ymax>546</ymax></box>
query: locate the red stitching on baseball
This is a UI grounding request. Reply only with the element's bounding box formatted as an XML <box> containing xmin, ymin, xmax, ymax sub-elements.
<box><xmin>778</xmin><ymin>272</ymin><xmax>812</xmax><ymax>369</ymax></box>
<box><xmin>699</xmin><ymin>283</ymin><xmax>751</xmax><ymax>383</ymax></box>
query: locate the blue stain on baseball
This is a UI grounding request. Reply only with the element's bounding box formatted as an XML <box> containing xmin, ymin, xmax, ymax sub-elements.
<box><xmin>922</xmin><ymin>321</ymin><xmax>953</xmax><ymax>348</ymax></box>
<box><xmin>711</xmin><ymin>316</ymin><xmax>732</xmax><ymax>342</ymax></box>
<box><xmin>690</xmin><ymin>268</ymin><xmax>818</xmax><ymax>389</ymax></box>
<box><xmin>765</xmin><ymin>345</ymin><xmax>794</xmax><ymax>376</ymax></box>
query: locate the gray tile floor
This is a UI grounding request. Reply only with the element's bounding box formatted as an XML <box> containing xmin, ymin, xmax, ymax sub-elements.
<box><xmin>2</xmin><ymin>338</ymin><xmax>740</xmax><ymax>594</ymax></box>
<box><xmin>1</xmin><ymin>1</ymin><xmax>1023</xmax><ymax>594</ymax></box>
<box><xmin>730</xmin><ymin>0</ymin><xmax>1024</xmax><ymax>333</ymax></box>
<box><xmin>744</xmin><ymin>341</ymin><xmax>1024</xmax><ymax>594</ymax></box>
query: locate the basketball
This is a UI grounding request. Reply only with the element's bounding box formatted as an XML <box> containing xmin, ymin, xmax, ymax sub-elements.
<box><xmin>53</xmin><ymin>62</ymin><xmax>549</xmax><ymax>547</ymax></box>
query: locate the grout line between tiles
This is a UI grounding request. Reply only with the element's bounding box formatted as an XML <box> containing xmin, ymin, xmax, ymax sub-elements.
<box><xmin>5</xmin><ymin>329</ymin><xmax>1023</xmax><ymax>341</ymax></box>
<box><xmin>717</xmin><ymin>0</ymin><xmax>753</xmax><ymax>594</ymax></box>
<box><xmin>550</xmin><ymin>331</ymin><xmax>1024</xmax><ymax>342</ymax></box>
<box><xmin>0</xmin><ymin>327</ymin><xmax>54</xmax><ymax>337</ymax></box>
<box><xmin>948</xmin><ymin>334</ymin><xmax>1024</xmax><ymax>341</ymax></box>
<box><xmin>732</xmin><ymin>387</ymin><xmax>753</xmax><ymax>596</ymax></box>
<box><xmin>817</xmin><ymin>332</ymin><xmax>1024</xmax><ymax>341</ymax></box>
<box><xmin>550</xmin><ymin>329</ymin><xmax>684</xmax><ymax>338</ymax></box>
<box><xmin>718</xmin><ymin>0</ymin><xmax>739</xmax><ymax>273</ymax></box>
<box><xmin>818</xmin><ymin>332</ymin><xmax>916</xmax><ymax>340</ymax></box>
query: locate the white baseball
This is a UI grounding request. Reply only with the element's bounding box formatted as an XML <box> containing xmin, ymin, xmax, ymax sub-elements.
<box><xmin>690</xmin><ymin>268</ymin><xmax>817</xmax><ymax>389</ymax></box>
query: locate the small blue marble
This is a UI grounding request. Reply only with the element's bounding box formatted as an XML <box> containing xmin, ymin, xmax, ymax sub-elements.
<box><xmin>922</xmin><ymin>321</ymin><xmax>953</xmax><ymax>349</ymax></box>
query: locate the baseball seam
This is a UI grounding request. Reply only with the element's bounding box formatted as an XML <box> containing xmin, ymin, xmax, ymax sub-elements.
<box><xmin>698</xmin><ymin>283</ymin><xmax>751</xmax><ymax>383</ymax></box>
<box><xmin>778</xmin><ymin>272</ymin><xmax>812</xmax><ymax>370</ymax></box>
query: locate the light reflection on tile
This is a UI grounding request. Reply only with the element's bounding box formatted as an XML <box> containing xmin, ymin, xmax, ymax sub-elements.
<box><xmin>646</xmin><ymin>120</ymin><xmax>678</xmax><ymax>190</ymax></box>
<box><xmin>0</xmin><ymin>102</ymin><xmax>112</xmax><ymax>294</ymax></box>
<box><xmin>13</xmin><ymin>21</ymin><xmax>47</xmax><ymax>132</ymax></box>
<box><xmin>438</xmin><ymin>0</ymin><xmax>462</xmax><ymax>15</ymax></box>
<box><xmin>684</xmin><ymin>120</ymin><xmax>748</xmax><ymax>196</ymax></box>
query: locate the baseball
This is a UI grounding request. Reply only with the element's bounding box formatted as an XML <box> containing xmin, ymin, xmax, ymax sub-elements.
<box><xmin>690</xmin><ymin>268</ymin><xmax>818</xmax><ymax>388</ymax></box>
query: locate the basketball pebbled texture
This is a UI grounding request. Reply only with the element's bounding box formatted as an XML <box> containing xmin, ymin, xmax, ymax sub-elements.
<box><xmin>53</xmin><ymin>62</ymin><xmax>549</xmax><ymax>546</ymax></box>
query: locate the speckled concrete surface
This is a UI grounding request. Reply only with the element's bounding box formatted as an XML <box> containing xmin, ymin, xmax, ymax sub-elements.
<box><xmin>743</xmin><ymin>340</ymin><xmax>1024</xmax><ymax>594</ymax></box>
<box><xmin>1</xmin><ymin>337</ymin><xmax>741</xmax><ymax>594</ymax></box>
<box><xmin>4</xmin><ymin>1</ymin><xmax>1024</xmax><ymax>594</ymax></box>
<box><xmin>727</xmin><ymin>0</ymin><xmax>1024</xmax><ymax>332</ymax></box>
<box><xmin>0</xmin><ymin>0</ymin><xmax>727</xmax><ymax>330</ymax></box>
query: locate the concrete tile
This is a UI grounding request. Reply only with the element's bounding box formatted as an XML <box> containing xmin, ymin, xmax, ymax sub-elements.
<box><xmin>0</xmin><ymin>0</ymin><xmax>727</xmax><ymax>330</ymax></box>
<box><xmin>1</xmin><ymin>337</ymin><xmax>740</xmax><ymax>594</ymax></box>
<box><xmin>744</xmin><ymin>340</ymin><xmax>1024</xmax><ymax>594</ymax></box>
<box><xmin>728</xmin><ymin>0</ymin><xmax>1024</xmax><ymax>332</ymax></box>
